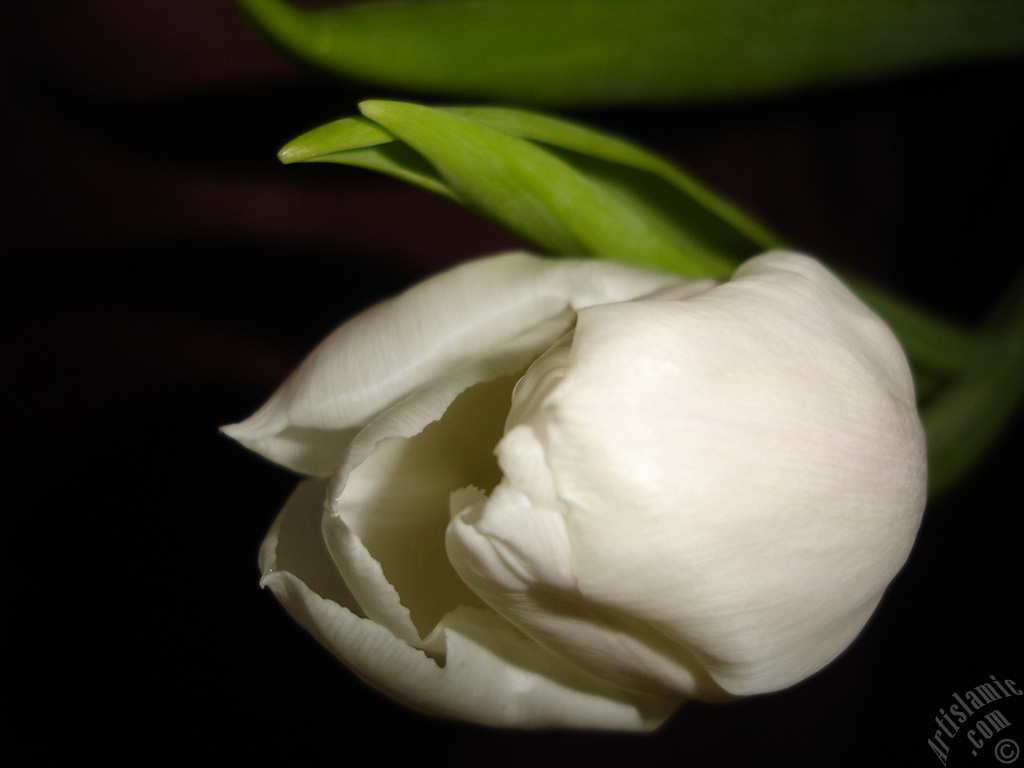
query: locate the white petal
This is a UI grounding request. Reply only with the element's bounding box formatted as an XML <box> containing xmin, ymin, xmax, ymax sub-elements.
<box><xmin>258</xmin><ymin>476</ymin><xmax>360</xmax><ymax>613</ymax></box>
<box><xmin>453</xmin><ymin>251</ymin><xmax>926</xmax><ymax>698</ymax></box>
<box><xmin>555</xmin><ymin>251</ymin><xmax>925</xmax><ymax>694</ymax></box>
<box><xmin>260</xmin><ymin>473</ymin><xmax>678</xmax><ymax>729</ymax></box>
<box><xmin>223</xmin><ymin>252</ymin><xmax>689</xmax><ymax>475</ymax></box>
<box><xmin>447</xmin><ymin>447</ymin><xmax>730</xmax><ymax>700</ymax></box>
<box><xmin>324</xmin><ymin>376</ymin><xmax>516</xmax><ymax>642</ymax></box>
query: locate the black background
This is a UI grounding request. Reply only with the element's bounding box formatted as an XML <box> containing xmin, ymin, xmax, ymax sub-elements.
<box><xmin>4</xmin><ymin>2</ymin><xmax>1022</xmax><ymax>765</ymax></box>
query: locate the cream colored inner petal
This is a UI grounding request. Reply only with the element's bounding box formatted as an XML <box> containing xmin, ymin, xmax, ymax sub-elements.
<box><xmin>269</xmin><ymin>476</ymin><xmax>362</xmax><ymax>615</ymax></box>
<box><xmin>258</xmin><ymin>425</ymin><xmax>364</xmax><ymax>477</ymax></box>
<box><xmin>336</xmin><ymin>375</ymin><xmax>517</xmax><ymax>637</ymax></box>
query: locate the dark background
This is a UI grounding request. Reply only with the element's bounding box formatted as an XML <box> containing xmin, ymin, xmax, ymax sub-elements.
<box><xmin>4</xmin><ymin>2</ymin><xmax>1021</xmax><ymax>765</ymax></box>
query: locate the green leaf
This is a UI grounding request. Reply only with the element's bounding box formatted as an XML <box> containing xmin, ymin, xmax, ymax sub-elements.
<box><xmin>278</xmin><ymin>115</ymin><xmax>395</xmax><ymax>163</ymax></box>
<box><xmin>283</xmin><ymin>100</ymin><xmax>748</xmax><ymax>276</ymax></box>
<box><xmin>441</xmin><ymin>106</ymin><xmax>786</xmax><ymax>255</ymax></box>
<box><xmin>234</xmin><ymin>0</ymin><xmax>1024</xmax><ymax>106</ymax></box>
<box><xmin>364</xmin><ymin>100</ymin><xmax>746</xmax><ymax>276</ymax></box>
<box><xmin>277</xmin><ymin>114</ymin><xmax>460</xmax><ymax>198</ymax></box>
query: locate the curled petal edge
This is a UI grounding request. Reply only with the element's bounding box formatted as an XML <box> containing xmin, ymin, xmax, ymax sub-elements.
<box><xmin>259</xmin><ymin>477</ymin><xmax>678</xmax><ymax>730</ymax></box>
<box><xmin>224</xmin><ymin>252</ymin><xmax>692</xmax><ymax>475</ymax></box>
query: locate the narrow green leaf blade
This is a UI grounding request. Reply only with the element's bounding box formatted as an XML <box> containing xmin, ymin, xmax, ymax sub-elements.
<box><xmin>278</xmin><ymin>115</ymin><xmax>459</xmax><ymax>200</ymax></box>
<box><xmin>278</xmin><ymin>115</ymin><xmax>396</xmax><ymax>163</ymax></box>
<box><xmin>360</xmin><ymin>100</ymin><xmax>734</xmax><ymax>276</ymax></box>
<box><xmin>308</xmin><ymin>144</ymin><xmax>459</xmax><ymax>201</ymax></box>
<box><xmin>235</xmin><ymin>0</ymin><xmax>1024</xmax><ymax>106</ymax></box>
<box><xmin>442</xmin><ymin>106</ymin><xmax>786</xmax><ymax>252</ymax></box>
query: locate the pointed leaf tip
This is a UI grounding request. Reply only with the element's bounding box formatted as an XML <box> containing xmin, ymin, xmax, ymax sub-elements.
<box><xmin>276</xmin><ymin>114</ymin><xmax>398</xmax><ymax>164</ymax></box>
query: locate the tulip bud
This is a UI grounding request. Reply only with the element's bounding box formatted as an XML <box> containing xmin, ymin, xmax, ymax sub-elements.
<box><xmin>225</xmin><ymin>250</ymin><xmax>926</xmax><ymax>729</ymax></box>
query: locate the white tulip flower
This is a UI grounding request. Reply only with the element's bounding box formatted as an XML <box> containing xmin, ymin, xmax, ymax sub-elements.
<box><xmin>224</xmin><ymin>250</ymin><xmax>926</xmax><ymax>730</ymax></box>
